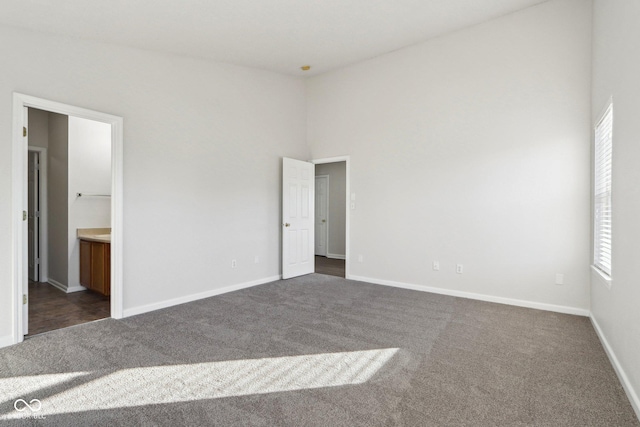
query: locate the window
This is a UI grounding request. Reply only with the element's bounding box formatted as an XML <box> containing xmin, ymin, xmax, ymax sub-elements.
<box><xmin>593</xmin><ymin>102</ymin><xmax>613</xmax><ymax>277</ymax></box>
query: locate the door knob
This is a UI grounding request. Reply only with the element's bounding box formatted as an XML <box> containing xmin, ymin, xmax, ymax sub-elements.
<box><xmin>283</xmin><ymin>223</ymin><xmax>290</xmax><ymax>227</ymax></box>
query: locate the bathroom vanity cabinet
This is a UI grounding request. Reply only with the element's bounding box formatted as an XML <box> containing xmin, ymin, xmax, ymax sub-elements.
<box><xmin>80</xmin><ymin>240</ymin><xmax>111</xmax><ymax>296</ymax></box>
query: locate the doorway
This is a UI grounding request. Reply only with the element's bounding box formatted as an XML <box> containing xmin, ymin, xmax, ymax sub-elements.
<box><xmin>27</xmin><ymin>108</ymin><xmax>113</xmax><ymax>336</ymax></box>
<box><xmin>11</xmin><ymin>93</ymin><xmax>124</xmax><ymax>344</ymax></box>
<box><xmin>313</xmin><ymin>158</ymin><xmax>349</xmax><ymax>278</ymax></box>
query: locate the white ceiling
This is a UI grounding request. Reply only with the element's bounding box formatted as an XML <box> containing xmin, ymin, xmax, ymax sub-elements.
<box><xmin>0</xmin><ymin>0</ymin><xmax>550</xmax><ymax>76</ymax></box>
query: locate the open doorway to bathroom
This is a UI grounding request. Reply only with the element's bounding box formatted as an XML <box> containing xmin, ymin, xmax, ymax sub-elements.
<box><xmin>12</xmin><ymin>93</ymin><xmax>123</xmax><ymax>345</ymax></box>
<box><xmin>314</xmin><ymin>160</ymin><xmax>347</xmax><ymax>278</ymax></box>
<box><xmin>26</xmin><ymin>107</ymin><xmax>112</xmax><ymax>336</ymax></box>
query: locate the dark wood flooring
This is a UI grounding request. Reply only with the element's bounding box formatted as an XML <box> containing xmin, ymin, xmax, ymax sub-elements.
<box><xmin>27</xmin><ymin>281</ymin><xmax>110</xmax><ymax>336</ymax></box>
<box><xmin>315</xmin><ymin>256</ymin><xmax>345</xmax><ymax>277</ymax></box>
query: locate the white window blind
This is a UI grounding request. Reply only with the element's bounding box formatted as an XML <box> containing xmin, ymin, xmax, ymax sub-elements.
<box><xmin>594</xmin><ymin>103</ymin><xmax>613</xmax><ymax>277</ymax></box>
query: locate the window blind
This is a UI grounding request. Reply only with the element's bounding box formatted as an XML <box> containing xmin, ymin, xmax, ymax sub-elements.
<box><xmin>594</xmin><ymin>103</ymin><xmax>613</xmax><ymax>277</ymax></box>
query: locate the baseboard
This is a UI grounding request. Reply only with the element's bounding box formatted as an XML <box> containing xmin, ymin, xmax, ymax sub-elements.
<box><xmin>47</xmin><ymin>279</ymin><xmax>86</xmax><ymax>293</ymax></box>
<box><xmin>66</xmin><ymin>285</ymin><xmax>87</xmax><ymax>293</ymax></box>
<box><xmin>326</xmin><ymin>253</ymin><xmax>346</xmax><ymax>260</ymax></box>
<box><xmin>0</xmin><ymin>334</ymin><xmax>15</xmax><ymax>349</ymax></box>
<box><xmin>590</xmin><ymin>315</ymin><xmax>640</xmax><ymax>419</ymax></box>
<box><xmin>123</xmin><ymin>275</ymin><xmax>281</xmax><ymax>318</ymax></box>
<box><xmin>47</xmin><ymin>279</ymin><xmax>67</xmax><ymax>292</ymax></box>
<box><xmin>349</xmin><ymin>275</ymin><xmax>590</xmax><ymax>317</ymax></box>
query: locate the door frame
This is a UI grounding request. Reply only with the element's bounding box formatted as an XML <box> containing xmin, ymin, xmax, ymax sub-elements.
<box><xmin>28</xmin><ymin>146</ymin><xmax>48</xmax><ymax>283</ymax></box>
<box><xmin>314</xmin><ymin>175</ymin><xmax>329</xmax><ymax>257</ymax></box>
<box><xmin>311</xmin><ymin>156</ymin><xmax>350</xmax><ymax>279</ymax></box>
<box><xmin>11</xmin><ymin>93</ymin><xmax>124</xmax><ymax>344</ymax></box>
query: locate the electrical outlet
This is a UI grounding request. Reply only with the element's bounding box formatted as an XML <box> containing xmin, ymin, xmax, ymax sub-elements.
<box><xmin>555</xmin><ymin>273</ymin><xmax>564</xmax><ymax>285</ymax></box>
<box><xmin>456</xmin><ymin>264</ymin><xmax>463</xmax><ymax>274</ymax></box>
<box><xmin>231</xmin><ymin>259</ymin><xmax>237</xmax><ymax>268</ymax></box>
<box><xmin>433</xmin><ymin>261</ymin><xmax>440</xmax><ymax>271</ymax></box>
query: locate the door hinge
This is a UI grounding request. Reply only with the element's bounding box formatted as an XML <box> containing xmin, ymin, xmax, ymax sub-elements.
<box><xmin>23</xmin><ymin>127</ymin><xmax>27</xmax><ymax>137</ymax></box>
<box><xmin>23</xmin><ymin>294</ymin><xmax>27</xmax><ymax>305</ymax></box>
<box><xmin>36</xmin><ymin>211</ymin><xmax>40</xmax><ymax>218</ymax></box>
<box><xmin>23</xmin><ymin>211</ymin><xmax>27</xmax><ymax>221</ymax></box>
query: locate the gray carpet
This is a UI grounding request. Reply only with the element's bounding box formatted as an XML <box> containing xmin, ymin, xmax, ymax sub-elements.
<box><xmin>0</xmin><ymin>274</ymin><xmax>637</xmax><ymax>426</ymax></box>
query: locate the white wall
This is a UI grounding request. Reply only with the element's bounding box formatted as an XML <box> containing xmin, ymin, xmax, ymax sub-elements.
<box><xmin>0</xmin><ymin>24</ymin><xmax>307</xmax><ymax>342</ymax></box>
<box><xmin>27</xmin><ymin>108</ymin><xmax>48</xmax><ymax>149</ymax></box>
<box><xmin>306</xmin><ymin>0</ymin><xmax>592</xmax><ymax>311</ymax></box>
<box><xmin>47</xmin><ymin>113</ymin><xmax>69</xmax><ymax>287</ymax></box>
<box><xmin>68</xmin><ymin>116</ymin><xmax>112</xmax><ymax>291</ymax></box>
<box><xmin>1</xmin><ymin>0</ymin><xmax>606</xmax><ymax>349</ymax></box>
<box><xmin>315</xmin><ymin>162</ymin><xmax>346</xmax><ymax>257</ymax></box>
<box><xmin>591</xmin><ymin>0</ymin><xmax>640</xmax><ymax>415</ymax></box>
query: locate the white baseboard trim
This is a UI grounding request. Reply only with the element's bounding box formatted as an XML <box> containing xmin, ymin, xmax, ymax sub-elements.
<box><xmin>123</xmin><ymin>275</ymin><xmax>281</xmax><ymax>318</ymax></box>
<box><xmin>591</xmin><ymin>315</ymin><xmax>640</xmax><ymax>419</ymax></box>
<box><xmin>0</xmin><ymin>334</ymin><xmax>15</xmax><ymax>349</ymax></box>
<box><xmin>47</xmin><ymin>279</ymin><xmax>67</xmax><ymax>292</ymax></box>
<box><xmin>47</xmin><ymin>279</ymin><xmax>86</xmax><ymax>293</ymax></box>
<box><xmin>349</xmin><ymin>275</ymin><xmax>590</xmax><ymax>317</ymax></box>
<box><xmin>326</xmin><ymin>253</ymin><xmax>346</xmax><ymax>260</ymax></box>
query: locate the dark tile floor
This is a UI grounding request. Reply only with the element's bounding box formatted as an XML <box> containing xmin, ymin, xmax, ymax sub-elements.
<box><xmin>315</xmin><ymin>255</ymin><xmax>345</xmax><ymax>277</ymax></box>
<box><xmin>27</xmin><ymin>281</ymin><xmax>110</xmax><ymax>336</ymax></box>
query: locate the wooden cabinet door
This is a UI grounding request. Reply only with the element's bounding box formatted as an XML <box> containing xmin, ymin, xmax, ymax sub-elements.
<box><xmin>91</xmin><ymin>242</ymin><xmax>107</xmax><ymax>295</ymax></box>
<box><xmin>79</xmin><ymin>240</ymin><xmax>111</xmax><ymax>296</ymax></box>
<box><xmin>80</xmin><ymin>240</ymin><xmax>92</xmax><ymax>287</ymax></box>
<box><xmin>104</xmin><ymin>243</ymin><xmax>111</xmax><ymax>296</ymax></box>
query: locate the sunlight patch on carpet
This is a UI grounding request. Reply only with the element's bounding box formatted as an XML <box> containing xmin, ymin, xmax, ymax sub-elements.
<box><xmin>1</xmin><ymin>348</ymin><xmax>398</xmax><ymax>418</ymax></box>
<box><xmin>1</xmin><ymin>371</ymin><xmax>91</xmax><ymax>401</ymax></box>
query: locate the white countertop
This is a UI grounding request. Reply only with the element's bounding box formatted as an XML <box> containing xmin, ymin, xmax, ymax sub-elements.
<box><xmin>77</xmin><ymin>228</ymin><xmax>111</xmax><ymax>243</ymax></box>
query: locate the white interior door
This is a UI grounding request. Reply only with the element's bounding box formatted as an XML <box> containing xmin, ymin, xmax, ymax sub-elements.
<box><xmin>282</xmin><ymin>157</ymin><xmax>315</xmax><ymax>279</ymax></box>
<box><xmin>315</xmin><ymin>175</ymin><xmax>328</xmax><ymax>256</ymax></box>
